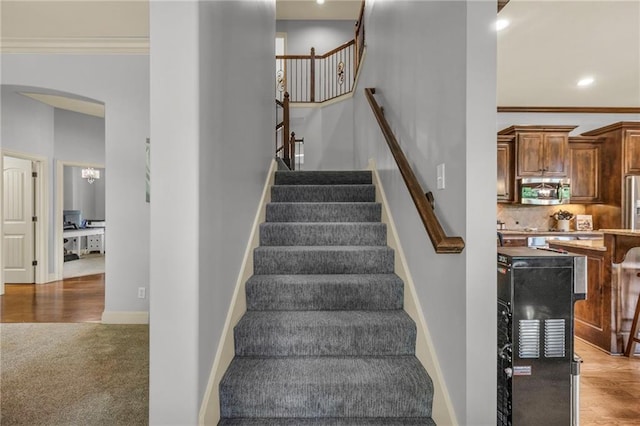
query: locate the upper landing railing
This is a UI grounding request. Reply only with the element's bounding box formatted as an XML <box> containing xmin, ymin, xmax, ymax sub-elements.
<box><xmin>276</xmin><ymin>1</ymin><xmax>365</xmax><ymax>104</ymax></box>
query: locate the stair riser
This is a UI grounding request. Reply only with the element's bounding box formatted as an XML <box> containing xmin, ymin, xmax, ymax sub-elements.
<box><xmin>220</xmin><ymin>384</ymin><xmax>432</xmax><ymax>419</ymax></box>
<box><xmin>275</xmin><ymin>171</ymin><xmax>373</xmax><ymax>186</ymax></box>
<box><xmin>234</xmin><ymin>324</ymin><xmax>416</xmax><ymax>356</ymax></box>
<box><xmin>246</xmin><ymin>281</ymin><xmax>403</xmax><ymax>311</ymax></box>
<box><xmin>219</xmin><ymin>418</ymin><xmax>436</xmax><ymax>426</ymax></box>
<box><xmin>253</xmin><ymin>248</ymin><xmax>394</xmax><ymax>275</ymax></box>
<box><xmin>266</xmin><ymin>203</ymin><xmax>381</xmax><ymax>223</ymax></box>
<box><xmin>271</xmin><ymin>185</ymin><xmax>375</xmax><ymax>203</ymax></box>
<box><xmin>259</xmin><ymin>223</ymin><xmax>387</xmax><ymax>246</ymax></box>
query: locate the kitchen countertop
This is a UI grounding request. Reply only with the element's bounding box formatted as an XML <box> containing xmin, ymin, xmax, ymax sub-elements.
<box><xmin>548</xmin><ymin>238</ymin><xmax>607</xmax><ymax>252</ymax></box>
<box><xmin>599</xmin><ymin>229</ymin><xmax>640</xmax><ymax>237</ymax></box>
<box><xmin>498</xmin><ymin>229</ymin><xmax>604</xmax><ymax>237</ymax></box>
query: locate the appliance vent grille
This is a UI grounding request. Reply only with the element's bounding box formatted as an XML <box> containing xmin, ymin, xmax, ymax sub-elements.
<box><xmin>519</xmin><ymin>319</ymin><xmax>540</xmax><ymax>358</ymax></box>
<box><xmin>544</xmin><ymin>319</ymin><xmax>566</xmax><ymax>358</ymax></box>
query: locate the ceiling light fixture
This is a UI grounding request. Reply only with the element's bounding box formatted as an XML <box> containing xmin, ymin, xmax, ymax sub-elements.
<box><xmin>316</xmin><ymin>0</ymin><xmax>325</xmax><ymax>4</ymax></box>
<box><xmin>577</xmin><ymin>77</ymin><xmax>595</xmax><ymax>87</ymax></box>
<box><xmin>81</xmin><ymin>167</ymin><xmax>100</xmax><ymax>184</ymax></box>
<box><xmin>496</xmin><ymin>19</ymin><xmax>510</xmax><ymax>31</ymax></box>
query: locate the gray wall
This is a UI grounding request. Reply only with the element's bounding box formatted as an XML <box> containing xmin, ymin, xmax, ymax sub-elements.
<box><xmin>276</xmin><ymin>19</ymin><xmax>355</xmax><ymax>55</ymax></box>
<box><xmin>54</xmin><ymin>108</ymin><xmax>105</xmax><ymax>164</ymax></box>
<box><xmin>63</xmin><ymin>166</ymin><xmax>105</xmax><ymax>221</ymax></box>
<box><xmin>149</xmin><ymin>1</ymin><xmax>274</xmax><ymax>423</ymax></box>
<box><xmin>1</xmin><ymin>55</ymin><xmax>150</xmax><ymax>315</ymax></box>
<box><xmin>290</xmin><ymin>100</ymin><xmax>356</xmax><ymax>170</ymax></box>
<box><xmin>351</xmin><ymin>2</ymin><xmax>497</xmax><ymax>423</ymax></box>
<box><xmin>1</xmin><ymin>89</ymin><xmax>107</xmax><ymax>272</ymax></box>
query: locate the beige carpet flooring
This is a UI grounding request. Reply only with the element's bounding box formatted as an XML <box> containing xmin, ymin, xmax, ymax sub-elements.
<box><xmin>63</xmin><ymin>253</ymin><xmax>105</xmax><ymax>279</ymax></box>
<box><xmin>0</xmin><ymin>323</ymin><xmax>148</xmax><ymax>425</ymax></box>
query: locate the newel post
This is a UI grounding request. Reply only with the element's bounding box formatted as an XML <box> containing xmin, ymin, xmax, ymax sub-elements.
<box><xmin>289</xmin><ymin>132</ymin><xmax>296</xmax><ymax>171</ymax></box>
<box><xmin>283</xmin><ymin>92</ymin><xmax>290</xmax><ymax>167</ymax></box>
<box><xmin>310</xmin><ymin>47</ymin><xmax>316</xmax><ymax>103</ymax></box>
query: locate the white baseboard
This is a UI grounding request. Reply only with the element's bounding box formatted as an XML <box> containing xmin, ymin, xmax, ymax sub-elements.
<box><xmin>102</xmin><ymin>311</ymin><xmax>149</xmax><ymax>324</ymax></box>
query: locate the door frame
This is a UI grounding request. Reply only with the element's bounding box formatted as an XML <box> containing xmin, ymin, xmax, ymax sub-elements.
<box><xmin>55</xmin><ymin>159</ymin><xmax>105</xmax><ymax>281</ymax></box>
<box><xmin>1</xmin><ymin>149</ymin><xmax>49</xmax><ymax>292</ymax></box>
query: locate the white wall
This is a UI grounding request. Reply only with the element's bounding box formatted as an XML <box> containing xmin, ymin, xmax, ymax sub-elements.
<box><xmin>351</xmin><ymin>1</ymin><xmax>496</xmax><ymax>423</ymax></box>
<box><xmin>1</xmin><ymin>55</ymin><xmax>150</xmax><ymax>315</ymax></box>
<box><xmin>149</xmin><ymin>1</ymin><xmax>274</xmax><ymax>423</ymax></box>
<box><xmin>276</xmin><ymin>19</ymin><xmax>355</xmax><ymax>55</ymax></box>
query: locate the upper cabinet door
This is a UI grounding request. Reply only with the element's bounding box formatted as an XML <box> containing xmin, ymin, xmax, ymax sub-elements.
<box><xmin>497</xmin><ymin>136</ymin><xmax>515</xmax><ymax>203</ymax></box>
<box><xmin>543</xmin><ymin>133</ymin><xmax>569</xmax><ymax>176</ymax></box>
<box><xmin>516</xmin><ymin>133</ymin><xmax>545</xmax><ymax>176</ymax></box>
<box><xmin>624</xmin><ymin>130</ymin><xmax>640</xmax><ymax>175</ymax></box>
<box><xmin>516</xmin><ymin>132</ymin><xmax>569</xmax><ymax>177</ymax></box>
<box><xmin>569</xmin><ymin>140</ymin><xmax>601</xmax><ymax>203</ymax></box>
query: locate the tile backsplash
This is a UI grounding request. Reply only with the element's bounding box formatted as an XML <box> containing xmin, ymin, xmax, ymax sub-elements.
<box><xmin>497</xmin><ymin>204</ymin><xmax>587</xmax><ymax>231</ymax></box>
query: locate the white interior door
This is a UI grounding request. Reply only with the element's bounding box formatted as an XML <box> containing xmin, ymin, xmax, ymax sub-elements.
<box><xmin>3</xmin><ymin>156</ymin><xmax>35</xmax><ymax>283</ymax></box>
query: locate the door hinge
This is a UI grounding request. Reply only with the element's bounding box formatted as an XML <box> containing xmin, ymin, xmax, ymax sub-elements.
<box><xmin>32</xmin><ymin>260</ymin><xmax>38</xmax><ymax>266</ymax></box>
<box><xmin>32</xmin><ymin>171</ymin><xmax>38</xmax><ymax>178</ymax></box>
<box><xmin>32</xmin><ymin>216</ymin><xmax>38</xmax><ymax>222</ymax></box>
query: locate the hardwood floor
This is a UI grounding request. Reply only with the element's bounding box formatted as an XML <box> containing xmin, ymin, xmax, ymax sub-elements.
<box><xmin>1</xmin><ymin>277</ymin><xmax>638</xmax><ymax>424</ymax></box>
<box><xmin>576</xmin><ymin>338</ymin><xmax>640</xmax><ymax>426</ymax></box>
<box><xmin>0</xmin><ymin>273</ymin><xmax>104</xmax><ymax>323</ymax></box>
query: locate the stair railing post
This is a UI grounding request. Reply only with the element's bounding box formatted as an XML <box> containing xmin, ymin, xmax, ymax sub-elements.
<box><xmin>289</xmin><ymin>131</ymin><xmax>296</xmax><ymax>171</ymax></box>
<box><xmin>283</xmin><ymin>92</ymin><xmax>290</xmax><ymax>167</ymax></box>
<box><xmin>310</xmin><ymin>47</ymin><xmax>316</xmax><ymax>103</ymax></box>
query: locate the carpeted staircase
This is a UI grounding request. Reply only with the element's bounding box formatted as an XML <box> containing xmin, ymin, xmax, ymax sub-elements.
<box><xmin>219</xmin><ymin>170</ymin><xmax>435</xmax><ymax>426</ymax></box>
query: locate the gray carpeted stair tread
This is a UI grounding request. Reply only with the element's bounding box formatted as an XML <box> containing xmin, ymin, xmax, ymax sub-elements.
<box><xmin>234</xmin><ymin>310</ymin><xmax>416</xmax><ymax>356</ymax></box>
<box><xmin>245</xmin><ymin>274</ymin><xmax>404</xmax><ymax>311</ymax></box>
<box><xmin>219</xmin><ymin>356</ymin><xmax>433</xmax><ymax>419</ymax></box>
<box><xmin>266</xmin><ymin>202</ymin><xmax>381</xmax><ymax>223</ymax></box>
<box><xmin>274</xmin><ymin>170</ymin><xmax>372</xmax><ymax>186</ymax></box>
<box><xmin>271</xmin><ymin>185</ymin><xmax>375</xmax><ymax>203</ymax></box>
<box><xmin>218</xmin><ymin>417</ymin><xmax>436</xmax><ymax>425</ymax></box>
<box><xmin>254</xmin><ymin>246</ymin><xmax>394</xmax><ymax>275</ymax></box>
<box><xmin>220</xmin><ymin>168</ymin><xmax>434</xmax><ymax>423</ymax></box>
<box><xmin>260</xmin><ymin>222</ymin><xmax>387</xmax><ymax>246</ymax></box>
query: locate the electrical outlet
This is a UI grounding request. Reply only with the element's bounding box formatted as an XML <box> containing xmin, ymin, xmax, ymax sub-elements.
<box><xmin>138</xmin><ymin>287</ymin><xmax>146</xmax><ymax>299</ymax></box>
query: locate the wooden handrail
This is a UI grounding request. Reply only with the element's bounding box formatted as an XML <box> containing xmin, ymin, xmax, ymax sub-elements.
<box><xmin>276</xmin><ymin>40</ymin><xmax>356</xmax><ymax>62</ymax></box>
<box><xmin>364</xmin><ymin>88</ymin><xmax>465</xmax><ymax>254</ymax></box>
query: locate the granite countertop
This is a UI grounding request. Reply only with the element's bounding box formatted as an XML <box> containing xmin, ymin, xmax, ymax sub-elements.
<box><xmin>599</xmin><ymin>229</ymin><xmax>640</xmax><ymax>237</ymax></box>
<box><xmin>548</xmin><ymin>239</ymin><xmax>607</xmax><ymax>252</ymax></box>
<box><xmin>498</xmin><ymin>229</ymin><xmax>604</xmax><ymax>237</ymax></box>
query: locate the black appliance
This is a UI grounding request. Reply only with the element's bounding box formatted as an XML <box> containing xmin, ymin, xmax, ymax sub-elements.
<box><xmin>497</xmin><ymin>247</ymin><xmax>587</xmax><ymax>426</ymax></box>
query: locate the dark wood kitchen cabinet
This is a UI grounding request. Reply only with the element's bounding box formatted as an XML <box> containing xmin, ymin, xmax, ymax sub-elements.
<box><xmin>624</xmin><ymin>129</ymin><xmax>640</xmax><ymax>175</ymax></box>
<box><xmin>547</xmin><ymin>244</ymin><xmax>610</xmax><ymax>352</ymax></box>
<box><xmin>569</xmin><ymin>136</ymin><xmax>602</xmax><ymax>203</ymax></box>
<box><xmin>498</xmin><ymin>125</ymin><xmax>577</xmax><ymax>178</ymax></box>
<box><xmin>582</xmin><ymin>122</ymin><xmax>640</xmax><ymax>228</ymax></box>
<box><xmin>497</xmin><ymin>135</ymin><xmax>515</xmax><ymax>203</ymax></box>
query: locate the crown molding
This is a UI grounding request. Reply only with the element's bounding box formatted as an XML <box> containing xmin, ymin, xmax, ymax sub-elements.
<box><xmin>498</xmin><ymin>106</ymin><xmax>640</xmax><ymax>114</ymax></box>
<box><xmin>1</xmin><ymin>37</ymin><xmax>149</xmax><ymax>54</ymax></box>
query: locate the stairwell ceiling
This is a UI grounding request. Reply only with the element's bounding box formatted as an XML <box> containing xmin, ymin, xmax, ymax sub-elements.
<box><xmin>1</xmin><ymin>0</ymin><xmax>638</xmax><ymax>112</ymax></box>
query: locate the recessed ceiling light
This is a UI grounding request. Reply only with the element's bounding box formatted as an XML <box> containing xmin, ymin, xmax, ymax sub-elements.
<box><xmin>496</xmin><ymin>19</ymin><xmax>510</xmax><ymax>31</ymax></box>
<box><xmin>577</xmin><ymin>77</ymin><xmax>595</xmax><ymax>87</ymax></box>
<box><xmin>316</xmin><ymin>0</ymin><xmax>325</xmax><ymax>4</ymax></box>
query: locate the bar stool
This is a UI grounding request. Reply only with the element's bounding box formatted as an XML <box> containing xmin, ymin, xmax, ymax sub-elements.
<box><xmin>624</xmin><ymin>288</ymin><xmax>640</xmax><ymax>357</ymax></box>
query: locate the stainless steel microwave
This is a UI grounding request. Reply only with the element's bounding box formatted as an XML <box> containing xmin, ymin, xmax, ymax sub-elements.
<box><xmin>519</xmin><ymin>177</ymin><xmax>571</xmax><ymax>205</ymax></box>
